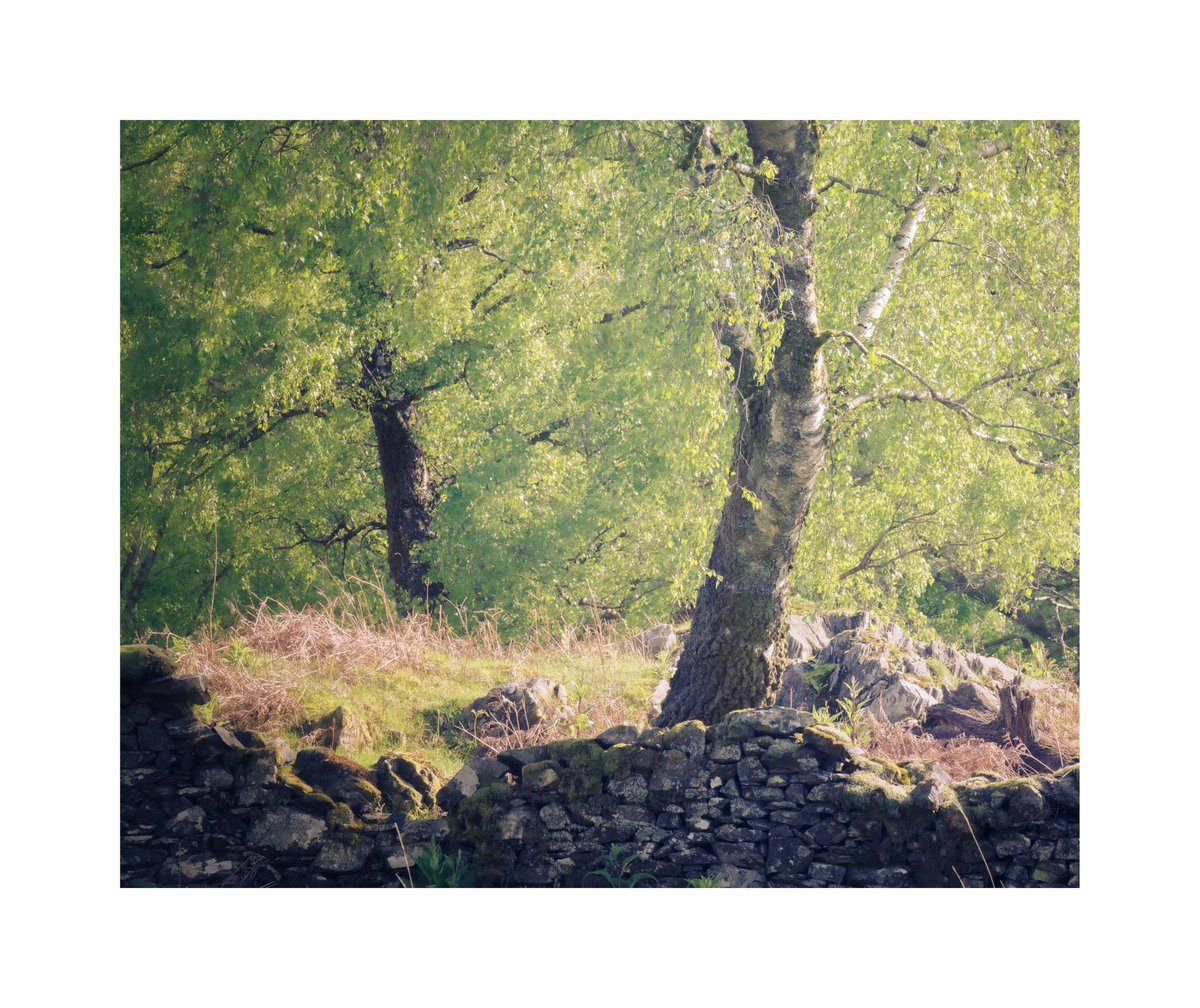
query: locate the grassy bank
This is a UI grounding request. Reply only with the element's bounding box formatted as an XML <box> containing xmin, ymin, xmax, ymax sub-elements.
<box><xmin>164</xmin><ymin>600</ymin><xmax>668</xmax><ymax>778</ymax></box>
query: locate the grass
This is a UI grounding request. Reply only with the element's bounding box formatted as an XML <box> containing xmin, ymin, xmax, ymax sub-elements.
<box><xmin>165</xmin><ymin>596</ymin><xmax>668</xmax><ymax>778</ymax></box>
<box><xmin>158</xmin><ymin>592</ymin><xmax>1077</xmax><ymax>786</ymax></box>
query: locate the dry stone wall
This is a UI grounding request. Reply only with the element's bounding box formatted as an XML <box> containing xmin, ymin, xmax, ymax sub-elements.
<box><xmin>120</xmin><ymin>646</ymin><xmax>1079</xmax><ymax>888</ymax></box>
<box><xmin>120</xmin><ymin>645</ymin><xmax>436</xmax><ymax>887</ymax></box>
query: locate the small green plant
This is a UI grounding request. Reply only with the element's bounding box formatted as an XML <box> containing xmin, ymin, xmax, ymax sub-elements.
<box><xmin>406</xmin><ymin>838</ymin><xmax>473</xmax><ymax>888</ymax></box>
<box><xmin>804</xmin><ymin>662</ymin><xmax>838</xmax><ymax>693</ymax></box>
<box><xmin>812</xmin><ymin>677</ymin><xmax>873</xmax><ymax>744</ymax></box>
<box><xmin>226</xmin><ymin>637</ymin><xmax>257</xmax><ymax>670</ymax></box>
<box><xmin>833</xmin><ymin>676</ymin><xmax>872</xmax><ymax>746</ymax></box>
<box><xmin>926</xmin><ymin>657</ymin><xmax>958</xmax><ymax>689</ymax></box>
<box><xmin>688</xmin><ymin>874</ymin><xmax>729</xmax><ymax>888</ymax></box>
<box><xmin>588</xmin><ymin>844</ymin><xmax>658</xmax><ymax>887</ymax></box>
<box><xmin>811</xmin><ymin>702</ymin><xmax>839</xmax><ymax>727</ymax></box>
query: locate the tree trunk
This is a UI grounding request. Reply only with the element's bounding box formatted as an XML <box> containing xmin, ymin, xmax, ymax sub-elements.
<box><xmin>121</xmin><ymin>541</ymin><xmax>158</xmax><ymax>635</ymax></box>
<box><xmin>998</xmin><ymin>678</ymin><xmax>1064</xmax><ymax>772</ymax></box>
<box><xmin>362</xmin><ymin>343</ymin><xmax>443</xmax><ymax>604</ymax></box>
<box><xmin>658</xmin><ymin>121</ymin><xmax>827</xmax><ymax>726</ymax></box>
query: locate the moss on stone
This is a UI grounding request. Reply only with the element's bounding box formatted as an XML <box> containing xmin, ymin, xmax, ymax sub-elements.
<box><xmin>836</xmin><ymin>769</ymin><xmax>914</xmax><ymax>818</ymax></box>
<box><xmin>325</xmin><ymin>802</ymin><xmax>364</xmax><ymax>834</ymax></box>
<box><xmin>455</xmin><ymin>780</ymin><xmax>516</xmax><ymax>867</ymax></box>
<box><xmin>855</xmin><ymin>756</ymin><xmax>913</xmax><ymax>787</ymax></box>
<box><xmin>656</xmin><ymin>720</ymin><xmax>706</xmax><ymax>756</ymax></box>
<box><xmin>277</xmin><ymin>765</ymin><xmax>339</xmax><ymax>814</ymax></box>
<box><xmin>801</xmin><ymin>724</ymin><xmax>859</xmax><ymax>761</ymax></box>
<box><xmin>120</xmin><ymin>644</ymin><xmax>177</xmax><ymax>685</ymax></box>
<box><xmin>562</xmin><ymin>741</ymin><xmax>636</xmax><ymax>802</ymax></box>
<box><xmin>926</xmin><ymin>657</ymin><xmax>957</xmax><ymax>688</ymax></box>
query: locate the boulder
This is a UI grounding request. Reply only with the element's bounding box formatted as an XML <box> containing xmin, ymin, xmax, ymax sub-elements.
<box><xmin>776</xmin><ymin>662</ymin><xmax>820</xmax><ymax>710</ymax></box>
<box><xmin>436</xmin><ymin>756</ymin><xmax>511</xmax><ymax>813</ymax></box>
<box><xmin>866</xmin><ymin>679</ymin><xmax>939</xmax><ymax>723</ymax></box>
<box><xmin>631</xmin><ymin>623</ymin><xmax>677</xmax><ymax>658</ymax></box>
<box><xmin>770</xmin><ymin>612</ymin><xmax>1022</xmax><ymax>736</ymax></box>
<box><xmin>301</xmin><ymin>705</ymin><xmax>373</xmax><ymax>753</ymax></box>
<box><xmin>786</xmin><ymin>615</ymin><xmax>832</xmax><ymax>662</ymax></box>
<box><xmin>647</xmin><ymin>678</ymin><xmax>671</xmax><ymax>721</ymax></box>
<box><xmin>466</xmin><ymin>678</ymin><xmax>572</xmax><ymax>734</ymax></box>
<box><xmin>246</xmin><ymin>808</ymin><xmax>327</xmax><ymax>855</ymax></box>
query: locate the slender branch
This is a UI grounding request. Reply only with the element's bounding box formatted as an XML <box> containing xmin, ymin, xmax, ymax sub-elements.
<box><xmin>817</xmin><ymin>176</ymin><xmax>906</xmax><ymax>210</ymax></box>
<box><xmin>845</xmin><ymin>351</ymin><xmax>1058</xmax><ymax>469</ymax></box>
<box><xmin>839</xmin><ymin>509</ymin><xmax>939</xmax><ymax>580</ymax></box>
<box><xmin>121</xmin><ymin>143</ymin><xmax>175</xmax><ymax>172</ymax></box>
<box><xmin>276</xmin><ymin>517</ymin><xmax>386</xmax><ymax>556</ymax></box>
<box><xmin>148</xmin><ymin>250</ymin><xmax>187</xmax><ymax>270</ymax></box>
<box><xmin>445</xmin><ymin>237</ymin><xmax>534</xmax><ymax>276</ymax></box>
<box><xmin>598</xmin><ymin>302</ymin><xmax>647</xmax><ymax>324</ymax></box>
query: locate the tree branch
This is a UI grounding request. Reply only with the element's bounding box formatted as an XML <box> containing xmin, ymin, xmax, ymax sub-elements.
<box><xmin>834</xmin><ymin>187</ymin><xmax>939</xmax><ymax>354</ymax></box>
<box><xmin>817</xmin><ymin>176</ymin><xmax>906</xmax><ymax>210</ymax></box>
<box><xmin>839</xmin><ymin>509</ymin><xmax>939</xmax><ymax>580</ymax></box>
<box><xmin>121</xmin><ymin>143</ymin><xmax>176</xmax><ymax>172</ymax></box>
<box><xmin>598</xmin><ymin>301</ymin><xmax>647</xmax><ymax>324</ymax></box>
<box><xmin>844</xmin><ymin>351</ymin><xmax>1059</xmax><ymax>469</ymax></box>
<box><xmin>446</xmin><ymin>237</ymin><xmax>534</xmax><ymax>276</ymax></box>
<box><xmin>148</xmin><ymin>250</ymin><xmax>187</xmax><ymax>270</ymax></box>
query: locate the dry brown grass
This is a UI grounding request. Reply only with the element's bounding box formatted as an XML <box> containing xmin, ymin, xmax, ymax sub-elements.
<box><xmin>453</xmin><ymin>692</ymin><xmax>641</xmax><ymax>758</ymax></box>
<box><xmin>181</xmin><ymin>636</ymin><xmax>307</xmax><ymax>734</ymax></box>
<box><xmin>231</xmin><ymin>597</ymin><xmax>492</xmax><ymax>672</ymax></box>
<box><xmin>866</xmin><ymin>718</ymin><xmax>1028</xmax><ymax>781</ymax></box>
<box><xmin>1034</xmin><ymin>681</ymin><xmax>1080</xmax><ymax>765</ymax></box>
<box><xmin>156</xmin><ymin>592</ymin><xmax>664</xmax><ymax>774</ymax></box>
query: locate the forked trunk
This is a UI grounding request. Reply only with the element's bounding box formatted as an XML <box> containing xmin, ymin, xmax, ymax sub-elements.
<box><xmin>658</xmin><ymin>121</ymin><xmax>827</xmax><ymax>726</ymax></box>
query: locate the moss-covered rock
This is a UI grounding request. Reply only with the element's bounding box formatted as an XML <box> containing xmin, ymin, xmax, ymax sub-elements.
<box><xmin>556</xmin><ymin>741</ymin><xmax>634</xmax><ymax>802</ymax></box>
<box><xmin>800</xmin><ymin>724</ymin><xmax>863</xmax><ymax>763</ymax></box>
<box><xmin>375</xmin><ymin>751</ymin><xmax>443</xmax><ymax>817</ymax></box>
<box><xmin>724</xmin><ymin>707</ymin><xmax>814</xmax><ymax>741</ymax></box>
<box><xmin>120</xmin><ymin>644</ymin><xmax>210</xmax><ymax>704</ymax></box>
<box><xmin>455</xmin><ymin>780</ymin><xmax>517</xmax><ymax>869</ymax></box>
<box><xmin>277</xmin><ymin>764</ymin><xmax>340</xmax><ymax>814</ymax></box>
<box><xmin>120</xmin><ymin>644</ymin><xmax>177</xmax><ymax>685</ymax></box>
<box><xmin>293</xmin><ymin>748</ymin><xmax>384</xmax><ymax>815</ymax></box>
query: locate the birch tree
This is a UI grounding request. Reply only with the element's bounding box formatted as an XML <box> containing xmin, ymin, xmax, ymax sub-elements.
<box><xmin>659</xmin><ymin>120</ymin><xmax>1078</xmax><ymax>725</ymax></box>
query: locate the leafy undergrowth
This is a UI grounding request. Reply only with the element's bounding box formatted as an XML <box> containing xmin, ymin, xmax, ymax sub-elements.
<box><xmin>165</xmin><ymin>599</ymin><xmax>667</xmax><ymax>778</ymax></box>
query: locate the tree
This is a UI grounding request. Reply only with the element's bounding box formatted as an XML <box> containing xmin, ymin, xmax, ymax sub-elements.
<box><xmin>658</xmin><ymin>120</ymin><xmax>1078</xmax><ymax>725</ymax></box>
<box><xmin>120</xmin><ymin>121</ymin><xmax>750</xmax><ymax>634</ymax></box>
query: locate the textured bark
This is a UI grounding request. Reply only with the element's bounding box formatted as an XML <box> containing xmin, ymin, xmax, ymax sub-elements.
<box><xmin>362</xmin><ymin>344</ymin><xmax>442</xmax><ymax>604</ymax></box>
<box><xmin>999</xmin><ymin>680</ymin><xmax>1064</xmax><ymax>772</ymax></box>
<box><xmin>659</xmin><ymin>121</ymin><xmax>827</xmax><ymax>726</ymax></box>
<box><xmin>121</xmin><ymin>541</ymin><xmax>159</xmax><ymax>632</ymax></box>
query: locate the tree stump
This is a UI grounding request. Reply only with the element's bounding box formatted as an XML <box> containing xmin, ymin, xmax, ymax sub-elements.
<box><xmin>999</xmin><ymin>677</ymin><xmax>1063</xmax><ymax>772</ymax></box>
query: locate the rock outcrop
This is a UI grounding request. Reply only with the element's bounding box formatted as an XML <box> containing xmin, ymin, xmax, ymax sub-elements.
<box><xmin>630</xmin><ymin>623</ymin><xmax>677</xmax><ymax>658</ymax></box>
<box><xmin>775</xmin><ymin>612</ymin><xmax>1041</xmax><ymax>749</ymax></box>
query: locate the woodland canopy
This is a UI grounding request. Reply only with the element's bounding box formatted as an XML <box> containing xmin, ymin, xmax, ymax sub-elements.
<box><xmin>120</xmin><ymin>120</ymin><xmax>1078</xmax><ymax>683</ymax></box>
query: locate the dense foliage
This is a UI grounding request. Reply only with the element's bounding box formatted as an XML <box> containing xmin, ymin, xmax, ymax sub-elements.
<box><xmin>120</xmin><ymin>120</ymin><xmax>1078</xmax><ymax>665</ymax></box>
